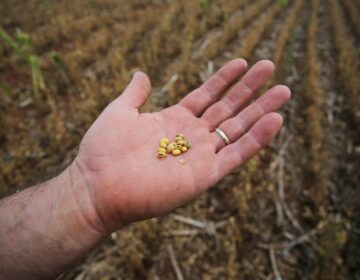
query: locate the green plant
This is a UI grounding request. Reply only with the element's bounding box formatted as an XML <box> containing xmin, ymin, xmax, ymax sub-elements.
<box><xmin>277</xmin><ymin>0</ymin><xmax>288</xmax><ymax>7</ymax></box>
<box><xmin>0</xmin><ymin>28</ymin><xmax>22</xmax><ymax>55</ymax></box>
<box><xmin>50</xmin><ymin>51</ymin><xmax>69</xmax><ymax>83</ymax></box>
<box><xmin>29</xmin><ymin>55</ymin><xmax>45</xmax><ymax>99</ymax></box>
<box><xmin>0</xmin><ymin>28</ymin><xmax>32</xmax><ymax>61</ymax></box>
<box><xmin>0</xmin><ymin>27</ymin><xmax>45</xmax><ymax>98</ymax></box>
<box><xmin>201</xmin><ymin>0</ymin><xmax>214</xmax><ymax>11</ymax></box>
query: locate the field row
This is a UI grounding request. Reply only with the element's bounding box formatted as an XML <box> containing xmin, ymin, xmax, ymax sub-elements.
<box><xmin>330</xmin><ymin>0</ymin><xmax>360</xmax><ymax>126</ymax></box>
<box><xmin>304</xmin><ymin>0</ymin><xmax>328</xmax><ymax>201</ymax></box>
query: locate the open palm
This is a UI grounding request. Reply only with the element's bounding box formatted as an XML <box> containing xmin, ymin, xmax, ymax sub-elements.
<box><xmin>75</xmin><ymin>59</ymin><xmax>291</xmax><ymax>232</ymax></box>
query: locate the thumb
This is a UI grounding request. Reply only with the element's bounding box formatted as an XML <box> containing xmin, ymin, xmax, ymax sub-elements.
<box><xmin>119</xmin><ymin>71</ymin><xmax>152</xmax><ymax>109</ymax></box>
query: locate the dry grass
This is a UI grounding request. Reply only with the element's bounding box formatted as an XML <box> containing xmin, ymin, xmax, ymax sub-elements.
<box><xmin>138</xmin><ymin>1</ymin><xmax>183</xmax><ymax>74</ymax></box>
<box><xmin>272</xmin><ymin>0</ymin><xmax>305</xmax><ymax>80</ymax></box>
<box><xmin>342</xmin><ymin>0</ymin><xmax>360</xmax><ymax>37</ymax></box>
<box><xmin>201</xmin><ymin>0</ymin><xmax>271</xmax><ymax>59</ymax></box>
<box><xmin>165</xmin><ymin>0</ymin><xmax>272</xmax><ymax>104</ymax></box>
<box><xmin>237</xmin><ymin>3</ymin><xmax>282</xmax><ymax>59</ymax></box>
<box><xmin>329</xmin><ymin>0</ymin><xmax>360</xmax><ymax>125</ymax></box>
<box><xmin>304</xmin><ymin>0</ymin><xmax>329</xmax><ymax>204</ymax></box>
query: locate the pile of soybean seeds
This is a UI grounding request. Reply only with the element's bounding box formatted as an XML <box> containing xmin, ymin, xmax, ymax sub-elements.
<box><xmin>157</xmin><ymin>133</ymin><xmax>191</xmax><ymax>159</ymax></box>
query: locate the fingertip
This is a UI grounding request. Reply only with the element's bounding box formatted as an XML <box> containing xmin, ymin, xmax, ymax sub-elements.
<box><xmin>228</xmin><ymin>58</ymin><xmax>248</xmax><ymax>71</ymax></box>
<box><xmin>260</xmin><ymin>59</ymin><xmax>275</xmax><ymax>69</ymax></box>
<box><xmin>133</xmin><ymin>71</ymin><xmax>151</xmax><ymax>88</ymax></box>
<box><xmin>268</xmin><ymin>112</ymin><xmax>284</xmax><ymax>127</ymax></box>
<box><xmin>273</xmin><ymin>84</ymin><xmax>292</xmax><ymax>100</ymax></box>
<box><xmin>240</xmin><ymin>60</ymin><xmax>275</xmax><ymax>90</ymax></box>
<box><xmin>255</xmin><ymin>59</ymin><xmax>275</xmax><ymax>75</ymax></box>
<box><xmin>237</xmin><ymin>58</ymin><xmax>248</xmax><ymax>68</ymax></box>
<box><xmin>251</xmin><ymin>112</ymin><xmax>283</xmax><ymax>143</ymax></box>
<box><xmin>119</xmin><ymin>70</ymin><xmax>152</xmax><ymax>109</ymax></box>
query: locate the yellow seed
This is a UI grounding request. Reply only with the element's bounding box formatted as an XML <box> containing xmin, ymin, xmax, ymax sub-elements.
<box><xmin>158</xmin><ymin>147</ymin><xmax>167</xmax><ymax>153</ymax></box>
<box><xmin>167</xmin><ymin>143</ymin><xmax>176</xmax><ymax>153</ymax></box>
<box><xmin>175</xmin><ymin>136</ymin><xmax>183</xmax><ymax>142</ymax></box>
<box><xmin>181</xmin><ymin>146</ymin><xmax>188</xmax><ymax>152</ymax></box>
<box><xmin>176</xmin><ymin>140</ymin><xmax>186</xmax><ymax>146</ymax></box>
<box><xmin>176</xmin><ymin>133</ymin><xmax>185</xmax><ymax>138</ymax></box>
<box><xmin>185</xmin><ymin>141</ymin><xmax>191</xmax><ymax>149</ymax></box>
<box><xmin>157</xmin><ymin>151</ymin><xmax>167</xmax><ymax>159</ymax></box>
<box><xmin>172</xmin><ymin>149</ymin><xmax>181</xmax><ymax>156</ymax></box>
<box><xmin>160</xmin><ymin>142</ymin><xmax>168</xmax><ymax>148</ymax></box>
<box><xmin>160</xmin><ymin>138</ymin><xmax>170</xmax><ymax>145</ymax></box>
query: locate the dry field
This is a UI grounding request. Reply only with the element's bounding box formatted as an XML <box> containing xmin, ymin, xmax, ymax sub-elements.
<box><xmin>1</xmin><ymin>0</ymin><xmax>360</xmax><ymax>279</ymax></box>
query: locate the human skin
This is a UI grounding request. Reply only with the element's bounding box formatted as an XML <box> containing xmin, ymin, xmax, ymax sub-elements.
<box><xmin>0</xmin><ymin>59</ymin><xmax>291</xmax><ymax>279</ymax></box>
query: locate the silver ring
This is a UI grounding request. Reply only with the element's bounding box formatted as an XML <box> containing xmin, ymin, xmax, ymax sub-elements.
<box><xmin>215</xmin><ymin>128</ymin><xmax>230</xmax><ymax>145</ymax></box>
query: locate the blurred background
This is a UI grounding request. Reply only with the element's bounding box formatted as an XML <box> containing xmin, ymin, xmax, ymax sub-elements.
<box><xmin>0</xmin><ymin>0</ymin><xmax>359</xmax><ymax>279</ymax></box>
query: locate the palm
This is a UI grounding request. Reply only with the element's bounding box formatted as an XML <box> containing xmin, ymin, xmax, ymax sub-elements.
<box><xmin>142</xmin><ymin>104</ymin><xmax>218</xmax><ymax>190</ymax></box>
<box><xmin>76</xmin><ymin>59</ymin><xmax>291</xmax><ymax>232</ymax></box>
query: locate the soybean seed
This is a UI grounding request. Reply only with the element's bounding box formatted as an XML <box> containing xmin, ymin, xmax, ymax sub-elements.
<box><xmin>160</xmin><ymin>142</ymin><xmax>168</xmax><ymax>148</ymax></box>
<box><xmin>167</xmin><ymin>143</ymin><xmax>176</xmax><ymax>153</ymax></box>
<box><xmin>176</xmin><ymin>140</ymin><xmax>186</xmax><ymax>146</ymax></box>
<box><xmin>172</xmin><ymin>149</ymin><xmax>181</xmax><ymax>156</ymax></box>
<box><xmin>156</xmin><ymin>133</ymin><xmax>191</xmax><ymax>159</ymax></box>
<box><xmin>181</xmin><ymin>146</ymin><xmax>188</xmax><ymax>152</ymax></box>
<box><xmin>158</xmin><ymin>147</ymin><xmax>167</xmax><ymax>153</ymax></box>
<box><xmin>157</xmin><ymin>151</ymin><xmax>167</xmax><ymax>159</ymax></box>
<box><xmin>160</xmin><ymin>138</ymin><xmax>170</xmax><ymax>145</ymax></box>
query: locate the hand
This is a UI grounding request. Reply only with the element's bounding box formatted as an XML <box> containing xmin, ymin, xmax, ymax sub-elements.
<box><xmin>73</xmin><ymin>59</ymin><xmax>291</xmax><ymax>233</ymax></box>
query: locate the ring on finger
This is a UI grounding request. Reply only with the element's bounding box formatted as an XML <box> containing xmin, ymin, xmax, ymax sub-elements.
<box><xmin>215</xmin><ymin>128</ymin><xmax>231</xmax><ymax>145</ymax></box>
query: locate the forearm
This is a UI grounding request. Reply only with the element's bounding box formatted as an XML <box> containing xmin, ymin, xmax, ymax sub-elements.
<box><xmin>0</xmin><ymin>162</ymin><xmax>107</xmax><ymax>280</ymax></box>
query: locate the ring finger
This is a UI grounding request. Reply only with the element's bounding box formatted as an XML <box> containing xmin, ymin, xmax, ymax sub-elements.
<box><xmin>212</xmin><ymin>85</ymin><xmax>291</xmax><ymax>151</ymax></box>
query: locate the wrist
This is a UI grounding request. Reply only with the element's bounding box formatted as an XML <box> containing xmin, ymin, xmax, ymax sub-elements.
<box><xmin>64</xmin><ymin>159</ymin><xmax>109</xmax><ymax>237</ymax></box>
<box><xmin>72</xmin><ymin>155</ymin><xmax>132</xmax><ymax>232</ymax></box>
